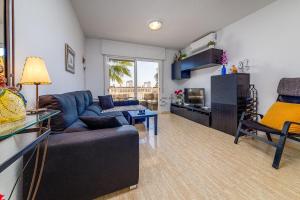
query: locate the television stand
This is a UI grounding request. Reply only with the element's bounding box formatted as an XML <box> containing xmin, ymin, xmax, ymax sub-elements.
<box><xmin>187</xmin><ymin>104</ymin><xmax>202</xmax><ymax>109</ymax></box>
<box><xmin>170</xmin><ymin>103</ymin><xmax>211</xmax><ymax>127</ymax></box>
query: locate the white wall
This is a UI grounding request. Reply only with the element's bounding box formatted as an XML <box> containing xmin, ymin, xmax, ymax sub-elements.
<box><xmin>85</xmin><ymin>39</ymin><xmax>104</xmax><ymax>96</ymax></box>
<box><xmin>84</xmin><ymin>39</ymin><xmax>176</xmax><ymax>111</ymax></box>
<box><xmin>0</xmin><ymin>0</ymin><xmax>85</xmax><ymax>199</ymax></box>
<box><xmin>15</xmin><ymin>0</ymin><xmax>85</xmax><ymax>108</ymax></box>
<box><xmin>0</xmin><ymin>23</ymin><xmax>3</xmax><ymax>47</ymax></box>
<box><xmin>218</xmin><ymin>0</ymin><xmax>300</xmax><ymax>113</ymax></box>
<box><xmin>174</xmin><ymin>0</ymin><xmax>300</xmax><ymax>113</ymax></box>
<box><xmin>102</xmin><ymin>39</ymin><xmax>166</xmax><ymax>60</ymax></box>
<box><xmin>160</xmin><ymin>49</ymin><xmax>179</xmax><ymax>112</ymax></box>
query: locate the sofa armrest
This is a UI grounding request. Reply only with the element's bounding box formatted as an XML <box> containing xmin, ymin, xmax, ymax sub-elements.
<box><xmin>114</xmin><ymin>100</ymin><xmax>139</xmax><ymax>106</ymax></box>
<box><xmin>28</xmin><ymin>126</ymin><xmax>139</xmax><ymax>200</ymax></box>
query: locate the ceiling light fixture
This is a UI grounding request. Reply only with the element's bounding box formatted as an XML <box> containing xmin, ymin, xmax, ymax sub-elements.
<box><xmin>148</xmin><ymin>20</ymin><xmax>163</xmax><ymax>31</ymax></box>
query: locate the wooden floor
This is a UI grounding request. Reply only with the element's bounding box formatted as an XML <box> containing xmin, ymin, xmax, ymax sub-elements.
<box><xmin>96</xmin><ymin>113</ymin><xmax>300</xmax><ymax>200</ymax></box>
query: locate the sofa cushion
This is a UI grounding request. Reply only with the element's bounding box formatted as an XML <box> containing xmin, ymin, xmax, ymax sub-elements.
<box><xmin>72</xmin><ymin>91</ymin><xmax>86</xmax><ymax>115</ymax></box>
<box><xmin>99</xmin><ymin>111</ymin><xmax>123</xmax><ymax>117</ymax></box>
<box><xmin>64</xmin><ymin>119</ymin><xmax>89</xmax><ymax>133</ymax></box>
<box><xmin>261</xmin><ymin>102</ymin><xmax>300</xmax><ymax>133</ymax></box>
<box><xmin>114</xmin><ymin>100</ymin><xmax>139</xmax><ymax>106</ymax></box>
<box><xmin>102</xmin><ymin>106</ymin><xmax>146</xmax><ymax>124</ymax></box>
<box><xmin>86</xmin><ymin>104</ymin><xmax>102</xmax><ymax>115</ymax></box>
<box><xmin>80</xmin><ymin>110</ymin><xmax>99</xmax><ymax>117</ymax></box>
<box><xmin>67</xmin><ymin>91</ymin><xmax>94</xmax><ymax>115</ymax></box>
<box><xmin>98</xmin><ymin>111</ymin><xmax>129</xmax><ymax>125</ymax></box>
<box><xmin>102</xmin><ymin>105</ymin><xmax>146</xmax><ymax>113</ymax></box>
<box><xmin>98</xmin><ymin>95</ymin><xmax>114</xmax><ymax>110</ymax></box>
<box><xmin>84</xmin><ymin>90</ymin><xmax>93</xmax><ymax>106</ymax></box>
<box><xmin>80</xmin><ymin>116</ymin><xmax>122</xmax><ymax>130</ymax></box>
<box><xmin>81</xmin><ymin>110</ymin><xmax>128</xmax><ymax>126</ymax></box>
<box><xmin>39</xmin><ymin>94</ymin><xmax>78</xmax><ymax>131</ymax></box>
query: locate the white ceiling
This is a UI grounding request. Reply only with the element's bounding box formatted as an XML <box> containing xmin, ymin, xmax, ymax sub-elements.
<box><xmin>71</xmin><ymin>0</ymin><xmax>275</xmax><ymax>49</ymax></box>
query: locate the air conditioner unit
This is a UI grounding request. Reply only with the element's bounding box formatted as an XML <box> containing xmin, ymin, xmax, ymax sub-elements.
<box><xmin>183</xmin><ymin>32</ymin><xmax>217</xmax><ymax>56</ymax></box>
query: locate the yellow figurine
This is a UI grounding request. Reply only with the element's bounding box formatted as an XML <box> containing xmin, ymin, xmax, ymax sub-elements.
<box><xmin>0</xmin><ymin>89</ymin><xmax>26</xmax><ymax>124</ymax></box>
<box><xmin>230</xmin><ymin>65</ymin><xmax>238</xmax><ymax>73</ymax></box>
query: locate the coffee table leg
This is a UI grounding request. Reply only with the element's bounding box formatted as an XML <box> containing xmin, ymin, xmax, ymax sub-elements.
<box><xmin>146</xmin><ymin>117</ymin><xmax>149</xmax><ymax>129</ymax></box>
<box><xmin>132</xmin><ymin>118</ymin><xmax>135</xmax><ymax>126</ymax></box>
<box><xmin>154</xmin><ymin>116</ymin><xmax>158</xmax><ymax>135</ymax></box>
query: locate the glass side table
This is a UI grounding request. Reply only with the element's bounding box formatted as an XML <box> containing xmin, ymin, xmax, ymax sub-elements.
<box><xmin>0</xmin><ymin>110</ymin><xmax>60</xmax><ymax>199</ymax></box>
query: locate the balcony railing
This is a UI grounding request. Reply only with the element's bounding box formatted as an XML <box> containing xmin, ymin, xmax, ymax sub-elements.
<box><xmin>109</xmin><ymin>86</ymin><xmax>159</xmax><ymax>110</ymax></box>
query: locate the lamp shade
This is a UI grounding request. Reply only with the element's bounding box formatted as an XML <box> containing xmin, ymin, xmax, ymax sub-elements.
<box><xmin>20</xmin><ymin>57</ymin><xmax>52</xmax><ymax>85</ymax></box>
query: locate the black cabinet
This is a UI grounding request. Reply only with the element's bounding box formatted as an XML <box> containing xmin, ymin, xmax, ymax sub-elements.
<box><xmin>211</xmin><ymin>73</ymin><xmax>250</xmax><ymax>136</ymax></box>
<box><xmin>170</xmin><ymin>103</ymin><xmax>211</xmax><ymax>127</ymax></box>
<box><xmin>172</xmin><ymin>62</ymin><xmax>190</xmax><ymax>80</ymax></box>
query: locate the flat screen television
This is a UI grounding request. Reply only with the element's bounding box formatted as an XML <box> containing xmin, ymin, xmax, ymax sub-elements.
<box><xmin>184</xmin><ymin>88</ymin><xmax>205</xmax><ymax>106</ymax></box>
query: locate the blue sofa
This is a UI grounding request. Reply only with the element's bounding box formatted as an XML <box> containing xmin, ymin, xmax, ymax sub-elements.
<box><xmin>23</xmin><ymin>90</ymin><xmax>139</xmax><ymax>200</ymax></box>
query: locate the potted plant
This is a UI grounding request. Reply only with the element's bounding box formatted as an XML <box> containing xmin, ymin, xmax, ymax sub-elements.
<box><xmin>0</xmin><ymin>193</ymin><xmax>4</xmax><ymax>200</ymax></box>
<box><xmin>174</xmin><ymin>51</ymin><xmax>187</xmax><ymax>62</ymax></box>
<box><xmin>174</xmin><ymin>89</ymin><xmax>184</xmax><ymax>104</ymax></box>
<box><xmin>207</xmin><ymin>41</ymin><xmax>216</xmax><ymax>48</ymax></box>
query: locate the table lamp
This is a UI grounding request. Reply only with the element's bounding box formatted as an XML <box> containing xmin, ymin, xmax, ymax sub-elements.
<box><xmin>20</xmin><ymin>57</ymin><xmax>52</xmax><ymax>112</ymax></box>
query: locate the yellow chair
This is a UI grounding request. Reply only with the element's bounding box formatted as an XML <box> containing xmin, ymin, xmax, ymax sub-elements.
<box><xmin>234</xmin><ymin>78</ymin><xmax>300</xmax><ymax>169</ymax></box>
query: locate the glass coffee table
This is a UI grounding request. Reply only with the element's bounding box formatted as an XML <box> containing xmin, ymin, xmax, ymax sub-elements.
<box><xmin>127</xmin><ymin>109</ymin><xmax>158</xmax><ymax>135</ymax></box>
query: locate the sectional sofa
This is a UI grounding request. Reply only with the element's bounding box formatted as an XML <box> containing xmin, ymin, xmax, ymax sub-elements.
<box><xmin>23</xmin><ymin>90</ymin><xmax>141</xmax><ymax>200</ymax></box>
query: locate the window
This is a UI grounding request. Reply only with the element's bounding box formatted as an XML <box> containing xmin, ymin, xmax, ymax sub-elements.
<box><xmin>107</xmin><ymin>58</ymin><xmax>160</xmax><ymax>110</ymax></box>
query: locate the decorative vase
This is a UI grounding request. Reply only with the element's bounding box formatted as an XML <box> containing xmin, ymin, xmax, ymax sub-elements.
<box><xmin>176</xmin><ymin>97</ymin><xmax>183</xmax><ymax>105</ymax></box>
<box><xmin>221</xmin><ymin>65</ymin><xmax>226</xmax><ymax>76</ymax></box>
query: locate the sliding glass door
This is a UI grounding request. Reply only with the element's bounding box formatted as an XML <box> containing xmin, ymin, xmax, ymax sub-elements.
<box><xmin>108</xmin><ymin>59</ymin><xmax>135</xmax><ymax>100</ymax></box>
<box><xmin>136</xmin><ymin>60</ymin><xmax>159</xmax><ymax>111</ymax></box>
<box><xmin>106</xmin><ymin>57</ymin><xmax>160</xmax><ymax>111</ymax></box>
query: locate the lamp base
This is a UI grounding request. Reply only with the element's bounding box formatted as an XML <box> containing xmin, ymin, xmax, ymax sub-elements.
<box><xmin>26</xmin><ymin>108</ymin><xmax>48</xmax><ymax>115</ymax></box>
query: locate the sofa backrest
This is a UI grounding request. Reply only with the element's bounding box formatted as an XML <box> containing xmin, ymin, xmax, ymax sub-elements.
<box><xmin>39</xmin><ymin>90</ymin><xmax>93</xmax><ymax>131</ymax></box>
<box><xmin>68</xmin><ymin>91</ymin><xmax>93</xmax><ymax>114</ymax></box>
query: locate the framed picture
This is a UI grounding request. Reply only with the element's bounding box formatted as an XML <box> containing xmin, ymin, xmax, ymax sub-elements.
<box><xmin>65</xmin><ymin>43</ymin><xmax>75</xmax><ymax>74</ymax></box>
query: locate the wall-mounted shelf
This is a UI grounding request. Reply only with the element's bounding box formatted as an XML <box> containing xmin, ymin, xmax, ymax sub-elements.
<box><xmin>172</xmin><ymin>48</ymin><xmax>223</xmax><ymax>80</ymax></box>
<box><xmin>171</xmin><ymin>62</ymin><xmax>191</xmax><ymax>80</ymax></box>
